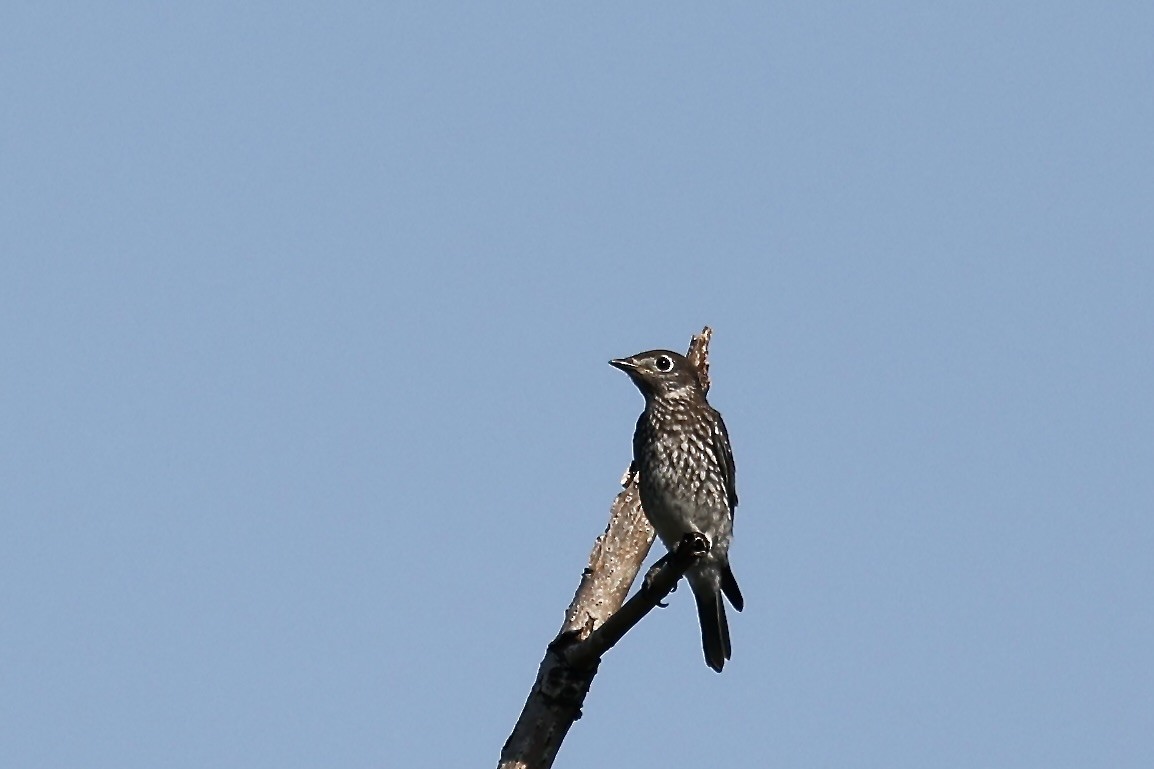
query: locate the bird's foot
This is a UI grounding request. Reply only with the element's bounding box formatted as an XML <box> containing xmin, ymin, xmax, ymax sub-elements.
<box><xmin>643</xmin><ymin>554</ymin><xmax>676</xmax><ymax>607</ymax></box>
<box><xmin>677</xmin><ymin>531</ymin><xmax>711</xmax><ymax>558</ymax></box>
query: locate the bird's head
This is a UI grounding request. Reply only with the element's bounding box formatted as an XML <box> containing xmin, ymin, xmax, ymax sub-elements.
<box><xmin>609</xmin><ymin>349</ymin><xmax>702</xmax><ymax>400</ymax></box>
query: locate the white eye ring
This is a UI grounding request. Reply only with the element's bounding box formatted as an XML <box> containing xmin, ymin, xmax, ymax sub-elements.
<box><xmin>654</xmin><ymin>355</ymin><xmax>673</xmax><ymax>372</ymax></box>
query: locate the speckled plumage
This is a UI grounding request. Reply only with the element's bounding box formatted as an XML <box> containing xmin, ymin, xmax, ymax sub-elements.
<box><xmin>611</xmin><ymin>349</ymin><xmax>743</xmax><ymax>672</ymax></box>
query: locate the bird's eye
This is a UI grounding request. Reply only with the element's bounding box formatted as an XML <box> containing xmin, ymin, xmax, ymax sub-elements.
<box><xmin>654</xmin><ymin>355</ymin><xmax>673</xmax><ymax>372</ymax></box>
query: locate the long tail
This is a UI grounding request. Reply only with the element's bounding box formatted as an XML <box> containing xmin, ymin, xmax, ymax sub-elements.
<box><xmin>690</xmin><ymin>578</ymin><xmax>731</xmax><ymax>673</ymax></box>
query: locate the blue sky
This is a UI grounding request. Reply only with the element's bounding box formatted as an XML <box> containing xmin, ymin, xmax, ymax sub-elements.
<box><xmin>2</xmin><ymin>3</ymin><xmax>1152</xmax><ymax>767</ymax></box>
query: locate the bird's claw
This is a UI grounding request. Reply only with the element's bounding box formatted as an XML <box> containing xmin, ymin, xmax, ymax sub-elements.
<box><xmin>678</xmin><ymin>531</ymin><xmax>711</xmax><ymax>558</ymax></box>
<box><xmin>643</xmin><ymin>554</ymin><xmax>674</xmax><ymax>607</ymax></box>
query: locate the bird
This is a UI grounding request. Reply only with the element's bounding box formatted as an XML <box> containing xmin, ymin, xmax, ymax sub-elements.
<box><xmin>610</xmin><ymin>349</ymin><xmax>743</xmax><ymax>672</ymax></box>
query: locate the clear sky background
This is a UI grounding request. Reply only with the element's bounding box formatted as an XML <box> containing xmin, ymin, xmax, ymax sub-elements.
<box><xmin>3</xmin><ymin>3</ymin><xmax>1152</xmax><ymax>768</ymax></box>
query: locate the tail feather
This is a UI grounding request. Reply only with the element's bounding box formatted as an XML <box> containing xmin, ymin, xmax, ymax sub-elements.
<box><xmin>692</xmin><ymin>584</ymin><xmax>731</xmax><ymax>673</ymax></box>
<box><xmin>721</xmin><ymin>563</ymin><xmax>744</xmax><ymax>612</ymax></box>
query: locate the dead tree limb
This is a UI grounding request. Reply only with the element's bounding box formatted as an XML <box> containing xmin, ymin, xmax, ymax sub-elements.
<box><xmin>497</xmin><ymin>328</ymin><xmax>714</xmax><ymax>769</ymax></box>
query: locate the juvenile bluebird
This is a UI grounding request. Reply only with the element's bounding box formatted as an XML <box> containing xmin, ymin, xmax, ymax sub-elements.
<box><xmin>611</xmin><ymin>349</ymin><xmax>743</xmax><ymax>672</ymax></box>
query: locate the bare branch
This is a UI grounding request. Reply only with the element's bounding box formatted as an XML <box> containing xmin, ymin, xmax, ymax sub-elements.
<box><xmin>686</xmin><ymin>325</ymin><xmax>713</xmax><ymax>395</ymax></box>
<box><xmin>565</xmin><ymin>532</ymin><xmax>709</xmax><ymax>669</ymax></box>
<box><xmin>497</xmin><ymin>328</ymin><xmax>714</xmax><ymax>769</ymax></box>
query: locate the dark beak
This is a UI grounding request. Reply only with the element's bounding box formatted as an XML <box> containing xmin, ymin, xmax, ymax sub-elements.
<box><xmin>609</xmin><ymin>358</ymin><xmax>637</xmax><ymax>372</ymax></box>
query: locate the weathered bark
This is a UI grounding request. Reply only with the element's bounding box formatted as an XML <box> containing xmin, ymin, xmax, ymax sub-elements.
<box><xmin>497</xmin><ymin>328</ymin><xmax>714</xmax><ymax>769</ymax></box>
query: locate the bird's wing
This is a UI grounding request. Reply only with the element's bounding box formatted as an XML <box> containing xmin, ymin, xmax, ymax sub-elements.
<box><xmin>710</xmin><ymin>407</ymin><xmax>738</xmax><ymax>513</ymax></box>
